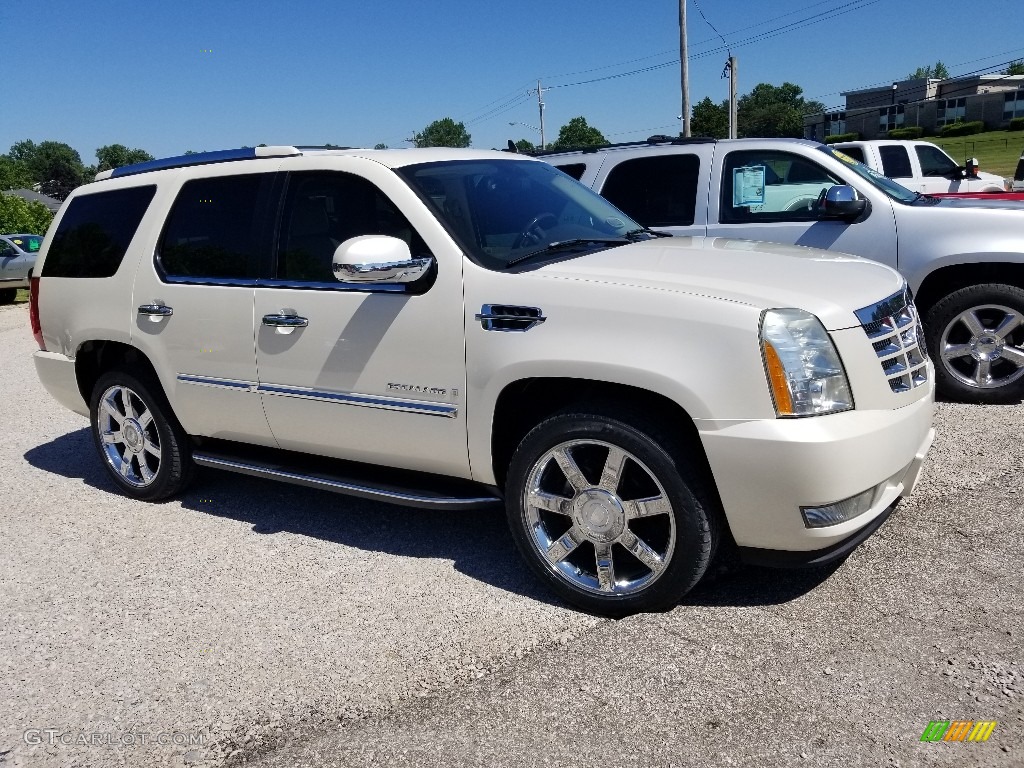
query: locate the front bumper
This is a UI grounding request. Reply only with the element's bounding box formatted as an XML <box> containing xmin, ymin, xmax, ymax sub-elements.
<box><xmin>697</xmin><ymin>391</ymin><xmax>934</xmax><ymax>556</ymax></box>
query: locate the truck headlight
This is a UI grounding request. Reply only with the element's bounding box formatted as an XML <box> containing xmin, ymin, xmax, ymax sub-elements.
<box><xmin>760</xmin><ymin>308</ymin><xmax>853</xmax><ymax>417</ymax></box>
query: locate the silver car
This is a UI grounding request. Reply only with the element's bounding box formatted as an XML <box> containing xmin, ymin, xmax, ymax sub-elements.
<box><xmin>0</xmin><ymin>233</ymin><xmax>43</xmax><ymax>303</ymax></box>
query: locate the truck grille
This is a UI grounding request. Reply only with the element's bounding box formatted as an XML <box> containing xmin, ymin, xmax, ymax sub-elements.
<box><xmin>855</xmin><ymin>288</ymin><xmax>929</xmax><ymax>393</ymax></box>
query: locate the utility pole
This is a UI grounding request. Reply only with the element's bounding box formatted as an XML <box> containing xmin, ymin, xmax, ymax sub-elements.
<box><xmin>728</xmin><ymin>56</ymin><xmax>737</xmax><ymax>139</ymax></box>
<box><xmin>679</xmin><ymin>0</ymin><xmax>689</xmax><ymax>137</ymax></box>
<box><xmin>531</xmin><ymin>80</ymin><xmax>549</xmax><ymax>149</ymax></box>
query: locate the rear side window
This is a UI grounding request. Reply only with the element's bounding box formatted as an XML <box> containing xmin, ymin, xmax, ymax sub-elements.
<box><xmin>916</xmin><ymin>145</ymin><xmax>957</xmax><ymax>177</ymax></box>
<box><xmin>42</xmin><ymin>186</ymin><xmax>156</xmax><ymax>278</ymax></box>
<box><xmin>839</xmin><ymin>146</ymin><xmax>865</xmax><ymax>164</ymax></box>
<box><xmin>878</xmin><ymin>146</ymin><xmax>913</xmax><ymax>178</ymax></box>
<box><xmin>600</xmin><ymin>154</ymin><xmax>700</xmax><ymax>227</ymax></box>
<box><xmin>555</xmin><ymin>163</ymin><xmax>586</xmax><ymax>181</ymax></box>
<box><xmin>159</xmin><ymin>174</ymin><xmax>268</xmax><ymax>281</ymax></box>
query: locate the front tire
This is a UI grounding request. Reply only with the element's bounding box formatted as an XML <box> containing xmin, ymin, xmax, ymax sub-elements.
<box><xmin>505</xmin><ymin>406</ymin><xmax>718</xmax><ymax>617</ymax></box>
<box><xmin>925</xmin><ymin>283</ymin><xmax>1024</xmax><ymax>403</ymax></box>
<box><xmin>90</xmin><ymin>369</ymin><xmax>194</xmax><ymax>500</ymax></box>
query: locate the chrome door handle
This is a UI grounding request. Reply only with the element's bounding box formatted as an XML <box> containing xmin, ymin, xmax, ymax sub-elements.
<box><xmin>138</xmin><ymin>304</ymin><xmax>173</xmax><ymax>320</ymax></box>
<box><xmin>261</xmin><ymin>313</ymin><xmax>308</xmax><ymax>328</ymax></box>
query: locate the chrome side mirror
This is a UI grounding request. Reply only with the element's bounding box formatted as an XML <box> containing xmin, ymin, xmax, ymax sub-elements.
<box><xmin>331</xmin><ymin>236</ymin><xmax>433</xmax><ymax>284</ymax></box>
<box><xmin>818</xmin><ymin>185</ymin><xmax>868</xmax><ymax>222</ymax></box>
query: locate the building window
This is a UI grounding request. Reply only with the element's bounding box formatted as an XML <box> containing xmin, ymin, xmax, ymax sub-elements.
<box><xmin>936</xmin><ymin>97</ymin><xmax>967</xmax><ymax>127</ymax></box>
<box><xmin>879</xmin><ymin>105</ymin><xmax>905</xmax><ymax>132</ymax></box>
<box><xmin>825</xmin><ymin>112</ymin><xmax>846</xmax><ymax>136</ymax></box>
<box><xmin>1005</xmin><ymin>90</ymin><xmax>1024</xmax><ymax>121</ymax></box>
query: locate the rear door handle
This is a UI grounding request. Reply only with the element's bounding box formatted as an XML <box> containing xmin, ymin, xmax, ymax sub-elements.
<box><xmin>138</xmin><ymin>304</ymin><xmax>173</xmax><ymax>321</ymax></box>
<box><xmin>262</xmin><ymin>313</ymin><xmax>308</xmax><ymax>328</ymax></box>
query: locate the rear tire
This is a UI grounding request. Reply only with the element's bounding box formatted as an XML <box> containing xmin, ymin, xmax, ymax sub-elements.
<box><xmin>505</xmin><ymin>405</ymin><xmax>718</xmax><ymax>617</ymax></box>
<box><xmin>89</xmin><ymin>369</ymin><xmax>194</xmax><ymax>500</ymax></box>
<box><xmin>925</xmin><ymin>283</ymin><xmax>1024</xmax><ymax>403</ymax></box>
<box><xmin>0</xmin><ymin>288</ymin><xmax>16</xmax><ymax>304</ymax></box>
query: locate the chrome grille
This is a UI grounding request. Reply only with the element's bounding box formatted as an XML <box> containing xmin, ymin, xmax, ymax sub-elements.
<box><xmin>855</xmin><ymin>288</ymin><xmax>929</xmax><ymax>393</ymax></box>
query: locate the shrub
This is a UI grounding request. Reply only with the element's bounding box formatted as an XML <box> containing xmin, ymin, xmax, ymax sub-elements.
<box><xmin>1009</xmin><ymin>117</ymin><xmax>1024</xmax><ymax>131</ymax></box>
<box><xmin>0</xmin><ymin>193</ymin><xmax>53</xmax><ymax>235</ymax></box>
<box><xmin>823</xmin><ymin>132</ymin><xmax>860</xmax><ymax>144</ymax></box>
<box><xmin>940</xmin><ymin>121</ymin><xmax>985</xmax><ymax>138</ymax></box>
<box><xmin>887</xmin><ymin>126</ymin><xmax>925</xmax><ymax>139</ymax></box>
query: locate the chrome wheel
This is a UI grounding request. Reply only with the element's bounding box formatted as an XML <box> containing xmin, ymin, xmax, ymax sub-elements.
<box><xmin>96</xmin><ymin>384</ymin><xmax>162</xmax><ymax>488</ymax></box>
<box><xmin>522</xmin><ymin>439</ymin><xmax>676</xmax><ymax>597</ymax></box>
<box><xmin>939</xmin><ymin>303</ymin><xmax>1024</xmax><ymax>390</ymax></box>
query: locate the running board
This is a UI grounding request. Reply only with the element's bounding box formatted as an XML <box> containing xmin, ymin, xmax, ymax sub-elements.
<box><xmin>191</xmin><ymin>442</ymin><xmax>503</xmax><ymax>512</ymax></box>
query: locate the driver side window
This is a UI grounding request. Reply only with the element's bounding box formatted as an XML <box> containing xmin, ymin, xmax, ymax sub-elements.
<box><xmin>721</xmin><ymin>151</ymin><xmax>838</xmax><ymax>224</ymax></box>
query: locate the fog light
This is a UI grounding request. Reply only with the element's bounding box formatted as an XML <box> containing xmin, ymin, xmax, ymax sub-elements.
<box><xmin>800</xmin><ymin>487</ymin><xmax>875</xmax><ymax>528</ymax></box>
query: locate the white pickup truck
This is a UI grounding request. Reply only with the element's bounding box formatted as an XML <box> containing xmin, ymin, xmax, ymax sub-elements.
<box><xmin>828</xmin><ymin>139</ymin><xmax>1005</xmax><ymax>194</ymax></box>
<box><xmin>539</xmin><ymin>136</ymin><xmax>1024</xmax><ymax>403</ymax></box>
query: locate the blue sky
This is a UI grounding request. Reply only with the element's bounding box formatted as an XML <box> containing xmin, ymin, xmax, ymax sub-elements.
<box><xmin>3</xmin><ymin>0</ymin><xmax>1023</xmax><ymax>165</ymax></box>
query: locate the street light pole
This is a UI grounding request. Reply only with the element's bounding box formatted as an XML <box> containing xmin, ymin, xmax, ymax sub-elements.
<box><xmin>679</xmin><ymin>0</ymin><xmax>689</xmax><ymax>137</ymax></box>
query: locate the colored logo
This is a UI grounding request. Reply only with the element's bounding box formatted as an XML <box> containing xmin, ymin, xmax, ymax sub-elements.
<box><xmin>920</xmin><ymin>720</ymin><xmax>997</xmax><ymax>742</ymax></box>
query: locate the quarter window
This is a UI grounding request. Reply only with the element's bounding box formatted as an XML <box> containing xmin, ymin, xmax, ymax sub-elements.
<box><xmin>276</xmin><ymin>172</ymin><xmax>428</xmax><ymax>283</ymax></box>
<box><xmin>159</xmin><ymin>174</ymin><xmax>268</xmax><ymax>281</ymax></box>
<box><xmin>916</xmin><ymin>145</ymin><xmax>958</xmax><ymax>177</ymax></box>
<box><xmin>721</xmin><ymin>151</ymin><xmax>838</xmax><ymax>224</ymax></box>
<box><xmin>43</xmin><ymin>186</ymin><xmax>156</xmax><ymax>278</ymax></box>
<box><xmin>555</xmin><ymin>163</ymin><xmax>586</xmax><ymax>181</ymax></box>
<box><xmin>600</xmin><ymin>154</ymin><xmax>700</xmax><ymax>227</ymax></box>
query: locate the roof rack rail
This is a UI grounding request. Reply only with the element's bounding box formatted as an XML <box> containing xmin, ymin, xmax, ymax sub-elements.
<box><xmin>530</xmin><ymin>135</ymin><xmax>717</xmax><ymax>157</ymax></box>
<box><xmin>97</xmin><ymin>146</ymin><xmax>303</xmax><ymax>181</ymax></box>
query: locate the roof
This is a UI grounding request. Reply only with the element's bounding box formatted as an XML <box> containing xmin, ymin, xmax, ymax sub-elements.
<box><xmin>5</xmin><ymin>188</ymin><xmax>62</xmax><ymax>212</ymax></box>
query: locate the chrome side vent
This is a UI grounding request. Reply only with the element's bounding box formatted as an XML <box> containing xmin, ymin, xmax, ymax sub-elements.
<box><xmin>475</xmin><ymin>304</ymin><xmax>546</xmax><ymax>332</ymax></box>
<box><xmin>855</xmin><ymin>289</ymin><xmax>929</xmax><ymax>393</ymax></box>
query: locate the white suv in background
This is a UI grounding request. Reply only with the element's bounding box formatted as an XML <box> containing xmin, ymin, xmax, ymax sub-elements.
<box><xmin>30</xmin><ymin>146</ymin><xmax>934</xmax><ymax>615</ymax></box>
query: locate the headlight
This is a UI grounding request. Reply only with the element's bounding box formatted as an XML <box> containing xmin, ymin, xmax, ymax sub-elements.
<box><xmin>760</xmin><ymin>308</ymin><xmax>853</xmax><ymax>417</ymax></box>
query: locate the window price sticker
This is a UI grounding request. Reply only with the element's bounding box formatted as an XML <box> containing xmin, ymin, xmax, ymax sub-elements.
<box><xmin>733</xmin><ymin>166</ymin><xmax>766</xmax><ymax>207</ymax></box>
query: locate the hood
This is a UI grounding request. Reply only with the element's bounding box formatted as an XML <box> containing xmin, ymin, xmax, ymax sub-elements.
<box><xmin>532</xmin><ymin>237</ymin><xmax>905</xmax><ymax>331</ymax></box>
<box><xmin>929</xmin><ymin>195</ymin><xmax>1024</xmax><ymax>211</ymax></box>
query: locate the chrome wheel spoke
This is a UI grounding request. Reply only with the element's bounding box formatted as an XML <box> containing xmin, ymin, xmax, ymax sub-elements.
<box><xmin>528</xmin><ymin>489</ymin><xmax>572</xmax><ymax>515</ymax></box>
<box><xmin>941</xmin><ymin>342</ymin><xmax>973</xmax><ymax>362</ymax></box>
<box><xmin>119</xmin><ymin>449</ymin><xmax>135</xmax><ymax>478</ymax></box>
<box><xmin>597</xmin><ymin>446</ymin><xmax>628</xmax><ymax>493</ymax></box>
<box><xmin>975</xmin><ymin>358</ymin><xmax>993</xmax><ymax>385</ymax></box>
<box><xmin>142</xmin><ymin>437</ymin><xmax>161</xmax><ymax>458</ymax></box>
<box><xmin>553</xmin><ymin>447</ymin><xmax>589</xmax><ymax>494</ymax></box>
<box><xmin>120</xmin><ymin>387</ymin><xmax>137</xmax><ymax>420</ymax></box>
<box><xmin>101</xmin><ymin>430</ymin><xmax>122</xmax><ymax>445</ymax></box>
<box><xmin>960</xmin><ymin>310</ymin><xmax>986</xmax><ymax>337</ymax></box>
<box><xmin>621</xmin><ymin>531</ymin><xmax>666</xmax><ymax>575</ymax></box>
<box><xmin>544</xmin><ymin>526</ymin><xmax>584</xmax><ymax>564</ymax></box>
<box><xmin>100</xmin><ymin>398</ymin><xmax>125</xmax><ymax>426</ymax></box>
<box><xmin>137</xmin><ymin>456</ymin><xmax>156</xmax><ymax>483</ymax></box>
<box><xmin>623</xmin><ymin>494</ymin><xmax>672</xmax><ymax>520</ymax></box>
<box><xmin>992</xmin><ymin>312</ymin><xmax>1023</xmax><ymax>340</ymax></box>
<box><xmin>137</xmin><ymin>410</ymin><xmax>154</xmax><ymax>431</ymax></box>
<box><xmin>594</xmin><ymin>542</ymin><xmax>616</xmax><ymax>592</ymax></box>
<box><xmin>1000</xmin><ymin>345</ymin><xmax>1024</xmax><ymax>368</ymax></box>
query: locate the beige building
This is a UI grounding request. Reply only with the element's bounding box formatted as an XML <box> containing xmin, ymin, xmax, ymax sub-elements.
<box><xmin>805</xmin><ymin>74</ymin><xmax>1024</xmax><ymax>141</ymax></box>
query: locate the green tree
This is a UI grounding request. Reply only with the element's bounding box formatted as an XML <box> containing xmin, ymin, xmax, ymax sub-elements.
<box><xmin>690</xmin><ymin>97</ymin><xmax>729</xmax><ymax>138</ymax></box>
<box><xmin>0</xmin><ymin>156</ymin><xmax>33</xmax><ymax>190</ymax></box>
<box><xmin>1005</xmin><ymin>60</ymin><xmax>1024</xmax><ymax>76</ymax></box>
<box><xmin>8</xmin><ymin>140</ymin><xmax>87</xmax><ymax>199</ymax></box>
<box><xmin>551</xmin><ymin>116</ymin><xmax>607</xmax><ymax>150</ymax></box>
<box><xmin>737</xmin><ymin>83</ymin><xmax>825</xmax><ymax>138</ymax></box>
<box><xmin>374</xmin><ymin>143</ymin><xmax>388</xmax><ymax>150</ymax></box>
<box><xmin>907</xmin><ymin>61</ymin><xmax>950</xmax><ymax>79</ymax></box>
<box><xmin>514</xmin><ymin>138</ymin><xmax>536</xmax><ymax>152</ymax></box>
<box><xmin>0</xmin><ymin>193</ymin><xmax>53</xmax><ymax>235</ymax></box>
<box><xmin>412</xmin><ymin>118</ymin><xmax>471</xmax><ymax>148</ymax></box>
<box><xmin>95</xmin><ymin>144</ymin><xmax>154</xmax><ymax>172</ymax></box>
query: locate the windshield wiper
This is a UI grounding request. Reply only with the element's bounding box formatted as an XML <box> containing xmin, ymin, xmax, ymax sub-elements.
<box><xmin>623</xmin><ymin>227</ymin><xmax>671</xmax><ymax>240</ymax></box>
<box><xmin>506</xmin><ymin>238</ymin><xmax>628</xmax><ymax>268</ymax></box>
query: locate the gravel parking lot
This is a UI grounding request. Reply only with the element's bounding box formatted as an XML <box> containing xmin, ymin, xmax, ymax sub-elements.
<box><xmin>0</xmin><ymin>300</ymin><xmax>1020</xmax><ymax>768</ymax></box>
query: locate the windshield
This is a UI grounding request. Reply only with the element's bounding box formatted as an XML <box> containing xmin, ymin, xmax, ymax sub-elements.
<box><xmin>816</xmin><ymin>145</ymin><xmax>919</xmax><ymax>204</ymax></box>
<box><xmin>8</xmin><ymin>235</ymin><xmax>43</xmax><ymax>253</ymax></box>
<box><xmin>395</xmin><ymin>159</ymin><xmax>644</xmax><ymax>270</ymax></box>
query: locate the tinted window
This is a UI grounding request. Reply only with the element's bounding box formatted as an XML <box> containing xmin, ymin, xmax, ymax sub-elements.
<box><xmin>916</xmin><ymin>145</ymin><xmax>957</xmax><ymax>177</ymax></box>
<box><xmin>1015</xmin><ymin>156</ymin><xmax>1024</xmax><ymax>182</ymax></box>
<box><xmin>601</xmin><ymin>155</ymin><xmax>700</xmax><ymax>227</ymax></box>
<box><xmin>838</xmin><ymin>146</ymin><xmax>865</xmax><ymax>164</ymax></box>
<box><xmin>555</xmin><ymin>163</ymin><xmax>586</xmax><ymax>181</ymax></box>
<box><xmin>159</xmin><ymin>174</ymin><xmax>267</xmax><ymax>280</ymax></box>
<box><xmin>276</xmin><ymin>172</ymin><xmax>428</xmax><ymax>283</ymax></box>
<box><xmin>9</xmin><ymin>235</ymin><xmax>43</xmax><ymax>253</ymax></box>
<box><xmin>721</xmin><ymin>151</ymin><xmax>839</xmax><ymax>224</ymax></box>
<box><xmin>878</xmin><ymin>146</ymin><xmax>913</xmax><ymax>178</ymax></box>
<box><xmin>42</xmin><ymin>186</ymin><xmax>156</xmax><ymax>278</ymax></box>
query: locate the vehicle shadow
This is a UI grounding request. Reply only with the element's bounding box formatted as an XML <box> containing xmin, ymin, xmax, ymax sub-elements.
<box><xmin>25</xmin><ymin>429</ymin><xmax>831</xmax><ymax>611</ymax></box>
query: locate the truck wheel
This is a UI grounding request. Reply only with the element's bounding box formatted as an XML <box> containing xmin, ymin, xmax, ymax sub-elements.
<box><xmin>0</xmin><ymin>288</ymin><xmax>16</xmax><ymax>304</ymax></box>
<box><xmin>505</xmin><ymin>406</ymin><xmax>718</xmax><ymax>617</ymax></box>
<box><xmin>925</xmin><ymin>283</ymin><xmax>1024</xmax><ymax>403</ymax></box>
<box><xmin>90</xmin><ymin>369</ymin><xmax>194</xmax><ymax>500</ymax></box>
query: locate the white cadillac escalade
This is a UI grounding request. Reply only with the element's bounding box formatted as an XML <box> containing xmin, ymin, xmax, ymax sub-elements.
<box><xmin>30</xmin><ymin>146</ymin><xmax>934</xmax><ymax>615</ymax></box>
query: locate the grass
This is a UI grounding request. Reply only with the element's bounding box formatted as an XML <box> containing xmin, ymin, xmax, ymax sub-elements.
<box><xmin>927</xmin><ymin>129</ymin><xmax>1024</xmax><ymax>179</ymax></box>
<box><xmin>15</xmin><ymin>288</ymin><xmax>28</xmax><ymax>304</ymax></box>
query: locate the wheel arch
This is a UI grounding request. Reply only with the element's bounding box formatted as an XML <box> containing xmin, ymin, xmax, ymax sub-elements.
<box><xmin>914</xmin><ymin>262</ymin><xmax>1024</xmax><ymax>316</ymax></box>
<box><xmin>75</xmin><ymin>340</ymin><xmax>162</xmax><ymax>406</ymax></box>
